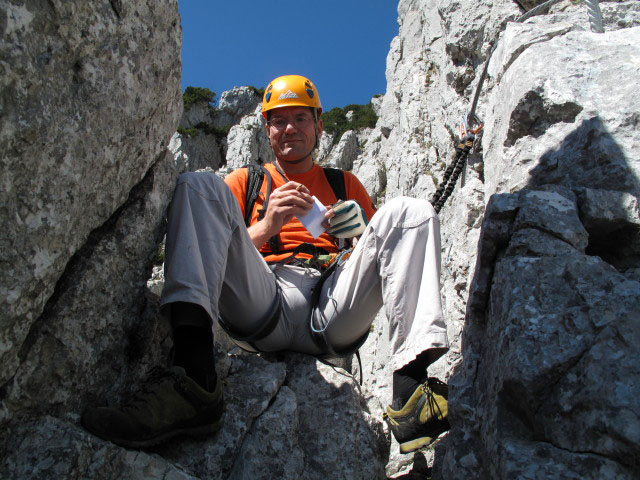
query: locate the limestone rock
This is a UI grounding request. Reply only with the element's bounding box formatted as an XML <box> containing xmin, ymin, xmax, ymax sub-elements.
<box><xmin>155</xmin><ymin>355</ymin><xmax>288</xmax><ymax>479</ymax></box>
<box><xmin>371</xmin><ymin>95</ymin><xmax>383</xmax><ymax>116</ymax></box>
<box><xmin>179</xmin><ymin>99</ymin><xmax>214</xmax><ymax>129</ymax></box>
<box><xmin>215</xmin><ymin>86</ymin><xmax>262</xmax><ymax>127</ymax></box>
<box><xmin>323</xmin><ymin>130</ymin><xmax>360</xmax><ymax>170</ymax></box>
<box><xmin>223</xmin><ymin>105</ymin><xmax>275</xmax><ymax>172</ymax></box>
<box><xmin>281</xmin><ymin>354</ymin><xmax>387</xmax><ymax>480</ymax></box>
<box><xmin>150</xmin><ymin>353</ymin><xmax>387</xmax><ymax>480</ymax></box>
<box><xmin>169</xmin><ymin>132</ymin><xmax>224</xmax><ymax>173</ymax></box>
<box><xmin>316</xmin><ymin>131</ymin><xmax>337</xmax><ymax>163</ymax></box>
<box><xmin>174</xmin><ymin>86</ymin><xmax>263</xmax><ymax>175</ymax></box>
<box><xmin>0</xmin><ymin>416</ymin><xmax>195</xmax><ymax>480</ymax></box>
<box><xmin>483</xmin><ymin>24</ymin><xmax>640</xmax><ymax>197</ymax></box>
<box><xmin>353</xmin><ymin>1</ymin><xmax>640</xmax><ymax>477</ymax></box>
<box><xmin>2</xmin><ymin>149</ymin><xmax>181</xmax><ymax>423</ymax></box>
<box><xmin>0</xmin><ymin>0</ymin><xmax>182</xmax><ymax>388</ymax></box>
<box><xmin>228</xmin><ymin>386</ymin><xmax>304</xmax><ymax>479</ymax></box>
<box><xmin>445</xmin><ymin>187</ymin><xmax>640</xmax><ymax>478</ymax></box>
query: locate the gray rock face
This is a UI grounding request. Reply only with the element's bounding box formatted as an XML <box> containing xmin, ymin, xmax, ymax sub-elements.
<box><xmin>169</xmin><ymin>132</ymin><xmax>224</xmax><ymax>173</ymax></box>
<box><xmin>316</xmin><ymin>131</ymin><xmax>337</xmax><ymax>163</ymax></box>
<box><xmin>323</xmin><ymin>130</ymin><xmax>361</xmax><ymax>170</ymax></box>
<box><xmin>2</xmin><ymin>148</ymin><xmax>181</xmax><ymax>425</ymax></box>
<box><xmin>448</xmin><ymin>186</ymin><xmax>640</xmax><ymax>479</ymax></box>
<box><xmin>349</xmin><ymin>0</ymin><xmax>640</xmax><ymax>477</ymax></box>
<box><xmin>223</xmin><ymin>105</ymin><xmax>275</xmax><ymax>172</ymax></box>
<box><xmin>484</xmin><ymin>23</ymin><xmax>640</xmax><ymax>197</ymax></box>
<box><xmin>216</xmin><ymin>86</ymin><xmax>262</xmax><ymax>127</ymax></box>
<box><xmin>2</xmin><ymin>416</ymin><xmax>196</xmax><ymax>480</ymax></box>
<box><xmin>179</xmin><ymin>100</ymin><xmax>214</xmax><ymax>129</ymax></box>
<box><xmin>0</xmin><ymin>0</ymin><xmax>182</xmax><ymax>393</ymax></box>
<box><xmin>172</xmin><ymin>87</ymin><xmax>265</xmax><ymax>175</ymax></box>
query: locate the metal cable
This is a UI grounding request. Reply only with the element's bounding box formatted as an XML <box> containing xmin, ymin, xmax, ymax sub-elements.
<box><xmin>436</xmin><ymin>0</ymin><xmax>571</xmax><ymax>213</ymax></box>
<box><xmin>517</xmin><ymin>0</ymin><xmax>565</xmax><ymax>23</ymax></box>
<box><xmin>435</xmin><ymin>0</ymin><xmax>603</xmax><ymax>212</ymax></box>
<box><xmin>585</xmin><ymin>0</ymin><xmax>604</xmax><ymax>33</ymax></box>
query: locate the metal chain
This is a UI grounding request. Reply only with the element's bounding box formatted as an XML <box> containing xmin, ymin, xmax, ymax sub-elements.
<box><xmin>585</xmin><ymin>0</ymin><xmax>604</xmax><ymax>33</ymax></box>
<box><xmin>431</xmin><ymin>138</ymin><xmax>474</xmax><ymax>213</ymax></box>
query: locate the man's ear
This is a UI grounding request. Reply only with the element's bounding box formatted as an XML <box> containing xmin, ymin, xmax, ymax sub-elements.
<box><xmin>316</xmin><ymin>117</ymin><xmax>323</xmax><ymax>136</ymax></box>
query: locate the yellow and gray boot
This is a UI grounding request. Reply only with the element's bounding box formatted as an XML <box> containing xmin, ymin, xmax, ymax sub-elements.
<box><xmin>383</xmin><ymin>377</ymin><xmax>449</xmax><ymax>454</ymax></box>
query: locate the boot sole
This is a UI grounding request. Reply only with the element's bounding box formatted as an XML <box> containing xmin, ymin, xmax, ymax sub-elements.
<box><xmin>397</xmin><ymin>418</ymin><xmax>450</xmax><ymax>454</ymax></box>
<box><xmin>97</xmin><ymin>417</ymin><xmax>223</xmax><ymax>449</ymax></box>
<box><xmin>399</xmin><ymin>435</ymin><xmax>434</xmax><ymax>454</ymax></box>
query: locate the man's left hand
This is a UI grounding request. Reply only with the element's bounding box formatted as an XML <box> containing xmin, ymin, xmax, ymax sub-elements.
<box><xmin>323</xmin><ymin>200</ymin><xmax>368</xmax><ymax>238</ymax></box>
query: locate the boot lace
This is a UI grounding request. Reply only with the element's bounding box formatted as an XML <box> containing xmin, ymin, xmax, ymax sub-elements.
<box><xmin>423</xmin><ymin>378</ymin><xmax>447</xmax><ymax>422</ymax></box>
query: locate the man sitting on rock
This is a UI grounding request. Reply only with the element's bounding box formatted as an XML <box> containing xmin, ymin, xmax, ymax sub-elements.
<box><xmin>82</xmin><ymin>74</ymin><xmax>449</xmax><ymax>454</ymax></box>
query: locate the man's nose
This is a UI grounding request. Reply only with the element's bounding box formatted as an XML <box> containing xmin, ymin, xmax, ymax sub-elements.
<box><xmin>284</xmin><ymin>121</ymin><xmax>298</xmax><ymax>133</ymax></box>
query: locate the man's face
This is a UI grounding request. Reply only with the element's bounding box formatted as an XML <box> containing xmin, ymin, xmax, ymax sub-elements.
<box><xmin>266</xmin><ymin>106</ymin><xmax>322</xmax><ymax>163</ymax></box>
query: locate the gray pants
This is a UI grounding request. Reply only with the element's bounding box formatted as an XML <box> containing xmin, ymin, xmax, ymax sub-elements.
<box><xmin>160</xmin><ymin>172</ymin><xmax>448</xmax><ymax>371</ymax></box>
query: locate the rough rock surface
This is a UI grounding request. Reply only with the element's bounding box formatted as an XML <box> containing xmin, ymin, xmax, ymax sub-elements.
<box><xmin>215</xmin><ymin>86</ymin><xmax>262</xmax><ymax>127</ymax></box>
<box><xmin>169</xmin><ymin>132</ymin><xmax>224</xmax><ymax>173</ymax></box>
<box><xmin>223</xmin><ymin>105</ymin><xmax>275</xmax><ymax>172</ymax></box>
<box><xmin>353</xmin><ymin>0</ymin><xmax>640</xmax><ymax>477</ymax></box>
<box><xmin>0</xmin><ymin>0</ymin><xmax>182</xmax><ymax>397</ymax></box>
<box><xmin>321</xmin><ymin>130</ymin><xmax>361</xmax><ymax>170</ymax></box>
<box><xmin>179</xmin><ymin>99</ymin><xmax>215</xmax><ymax>129</ymax></box>
<box><xmin>447</xmin><ymin>186</ymin><xmax>640</xmax><ymax>479</ymax></box>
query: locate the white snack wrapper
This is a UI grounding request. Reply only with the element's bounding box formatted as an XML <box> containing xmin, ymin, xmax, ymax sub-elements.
<box><xmin>297</xmin><ymin>196</ymin><xmax>327</xmax><ymax>239</ymax></box>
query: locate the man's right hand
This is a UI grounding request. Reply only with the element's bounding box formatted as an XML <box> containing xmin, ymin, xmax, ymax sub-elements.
<box><xmin>247</xmin><ymin>181</ymin><xmax>313</xmax><ymax>248</ymax></box>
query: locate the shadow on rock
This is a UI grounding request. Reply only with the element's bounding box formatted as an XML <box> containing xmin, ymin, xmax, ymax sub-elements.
<box><xmin>441</xmin><ymin>115</ymin><xmax>640</xmax><ymax>478</ymax></box>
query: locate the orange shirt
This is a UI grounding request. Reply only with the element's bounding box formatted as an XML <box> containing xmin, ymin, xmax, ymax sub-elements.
<box><xmin>225</xmin><ymin>162</ymin><xmax>377</xmax><ymax>262</ymax></box>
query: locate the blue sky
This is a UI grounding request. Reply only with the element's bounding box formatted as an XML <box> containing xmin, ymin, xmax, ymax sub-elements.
<box><xmin>178</xmin><ymin>1</ymin><xmax>399</xmax><ymax>111</ymax></box>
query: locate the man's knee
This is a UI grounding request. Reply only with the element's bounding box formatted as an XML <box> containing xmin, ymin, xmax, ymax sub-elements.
<box><xmin>174</xmin><ymin>171</ymin><xmax>235</xmax><ymax>206</ymax></box>
<box><xmin>382</xmin><ymin>196</ymin><xmax>436</xmax><ymax>217</ymax></box>
<box><xmin>372</xmin><ymin>196</ymin><xmax>438</xmax><ymax>231</ymax></box>
<box><xmin>177</xmin><ymin>171</ymin><xmax>224</xmax><ymax>191</ymax></box>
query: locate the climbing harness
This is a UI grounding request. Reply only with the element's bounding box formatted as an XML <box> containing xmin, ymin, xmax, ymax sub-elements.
<box><xmin>431</xmin><ymin>0</ymin><xmax>604</xmax><ymax>213</ymax></box>
<box><xmin>218</xmin><ymin>284</ymin><xmax>283</xmax><ymax>353</ymax></box>
<box><xmin>308</xmin><ymin>248</ymin><xmax>368</xmax><ymax>385</ymax></box>
<box><xmin>239</xmin><ymin>161</ymin><xmax>368</xmax><ymax>380</ymax></box>
<box><xmin>244</xmin><ymin>158</ymin><xmax>348</xmax><ymax>268</ymax></box>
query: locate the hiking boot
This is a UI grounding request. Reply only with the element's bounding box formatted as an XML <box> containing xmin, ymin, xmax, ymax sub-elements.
<box><xmin>81</xmin><ymin>366</ymin><xmax>223</xmax><ymax>449</ymax></box>
<box><xmin>383</xmin><ymin>377</ymin><xmax>449</xmax><ymax>454</ymax></box>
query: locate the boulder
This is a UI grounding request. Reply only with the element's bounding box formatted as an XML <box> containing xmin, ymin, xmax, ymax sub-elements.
<box><xmin>444</xmin><ymin>186</ymin><xmax>640</xmax><ymax>478</ymax></box>
<box><xmin>0</xmin><ymin>0</ymin><xmax>181</xmax><ymax>395</ymax></box>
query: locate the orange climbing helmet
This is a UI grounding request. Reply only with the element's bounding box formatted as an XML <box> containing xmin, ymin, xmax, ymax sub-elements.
<box><xmin>262</xmin><ymin>74</ymin><xmax>322</xmax><ymax>119</ymax></box>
